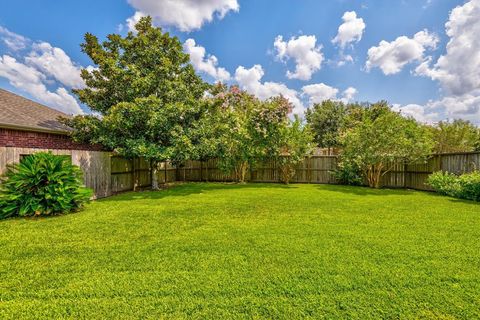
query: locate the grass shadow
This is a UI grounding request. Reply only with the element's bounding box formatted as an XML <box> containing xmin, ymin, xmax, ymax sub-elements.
<box><xmin>317</xmin><ymin>184</ymin><xmax>417</xmax><ymax>196</ymax></box>
<box><xmin>99</xmin><ymin>182</ymin><xmax>298</xmax><ymax>202</ymax></box>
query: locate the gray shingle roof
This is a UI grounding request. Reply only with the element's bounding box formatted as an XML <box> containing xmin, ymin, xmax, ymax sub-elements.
<box><xmin>0</xmin><ymin>88</ymin><xmax>72</xmax><ymax>134</ymax></box>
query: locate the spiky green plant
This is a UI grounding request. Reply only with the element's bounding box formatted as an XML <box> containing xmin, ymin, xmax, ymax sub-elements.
<box><xmin>0</xmin><ymin>152</ymin><xmax>92</xmax><ymax>219</ymax></box>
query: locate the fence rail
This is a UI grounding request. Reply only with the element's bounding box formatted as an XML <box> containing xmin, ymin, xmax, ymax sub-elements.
<box><xmin>176</xmin><ymin>153</ymin><xmax>480</xmax><ymax>191</ymax></box>
<box><xmin>1</xmin><ymin>147</ymin><xmax>478</xmax><ymax>197</ymax></box>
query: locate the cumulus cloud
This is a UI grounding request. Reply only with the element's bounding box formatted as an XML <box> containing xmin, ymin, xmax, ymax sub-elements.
<box><xmin>274</xmin><ymin>35</ymin><xmax>324</xmax><ymax>81</ymax></box>
<box><xmin>332</xmin><ymin>11</ymin><xmax>366</xmax><ymax>48</ymax></box>
<box><xmin>401</xmin><ymin>0</ymin><xmax>480</xmax><ymax>124</ymax></box>
<box><xmin>25</xmin><ymin>42</ymin><xmax>85</xmax><ymax>88</ymax></box>
<box><xmin>392</xmin><ymin>103</ymin><xmax>439</xmax><ymax>124</ymax></box>
<box><xmin>302</xmin><ymin>83</ymin><xmax>357</xmax><ymax>105</ymax></box>
<box><xmin>394</xmin><ymin>94</ymin><xmax>480</xmax><ymax>125</ymax></box>
<box><xmin>342</xmin><ymin>87</ymin><xmax>358</xmax><ymax>102</ymax></box>
<box><xmin>234</xmin><ymin>64</ymin><xmax>304</xmax><ymax>114</ymax></box>
<box><xmin>0</xmin><ymin>27</ymin><xmax>84</xmax><ymax>114</ymax></box>
<box><xmin>415</xmin><ymin>0</ymin><xmax>480</xmax><ymax>96</ymax></box>
<box><xmin>0</xmin><ymin>26</ymin><xmax>29</xmax><ymax>51</ymax></box>
<box><xmin>126</xmin><ymin>11</ymin><xmax>147</xmax><ymax>32</ymax></box>
<box><xmin>127</xmin><ymin>0</ymin><xmax>239</xmax><ymax>32</ymax></box>
<box><xmin>0</xmin><ymin>55</ymin><xmax>83</xmax><ymax>114</ymax></box>
<box><xmin>366</xmin><ymin>30</ymin><xmax>439</xmax><ymax>75</ymax></box>
<box><xmin>183</xmin><ymin>38</ymin><xmax>230</xmax><ymax>82</ymax></box>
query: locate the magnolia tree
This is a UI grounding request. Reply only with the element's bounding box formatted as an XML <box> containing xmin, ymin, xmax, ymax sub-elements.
<box><xmin>340</xmin><ymin>102</ymin><xmax>433</xmax><ymax>188</ymax></box>
<box><xmin>63</xmin><ymin>17</ymin><xmax>208</xmax><ymax>189</ymax></box>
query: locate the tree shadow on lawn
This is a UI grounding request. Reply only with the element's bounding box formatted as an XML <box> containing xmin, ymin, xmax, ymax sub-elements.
<box><xmin>99</xmin><ymin>182</ymin><xmax>298</xmax><ymax>202</ymax></box>
<box><xmin>318</xmin><ymin>184</ymin><xmax>417</xmax><ymax>196</ymax></box>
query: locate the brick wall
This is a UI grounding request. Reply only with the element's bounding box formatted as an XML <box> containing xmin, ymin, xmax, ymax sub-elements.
<box><xmin>0</xmin><ymin>128</ymin><xmax>103</xmax><ymax>151</ymax></box>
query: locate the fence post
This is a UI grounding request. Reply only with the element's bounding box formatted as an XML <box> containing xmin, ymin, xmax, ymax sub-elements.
<box><xmin>164</xmin><ymin>161</ymin><xmax>167</xmax><ymax>183</ymax></box>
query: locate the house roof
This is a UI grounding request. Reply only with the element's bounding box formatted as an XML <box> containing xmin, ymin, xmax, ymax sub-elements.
<box><xmin>0</xmin><ymin>88</ymin><xmax>72</xmax><ymax>134</ymax></box>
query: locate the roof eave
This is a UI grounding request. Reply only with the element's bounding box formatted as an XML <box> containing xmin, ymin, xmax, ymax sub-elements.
<box><xmin>0</xmin><ymin>123</ymin><xmax>71</xmax><ymax>135</ymax></box>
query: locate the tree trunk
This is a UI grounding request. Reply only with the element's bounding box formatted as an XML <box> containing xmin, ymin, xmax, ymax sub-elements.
<box><xmin>366</xmin><ymin>163</ymin><xmax>384</xmax><ymax>188</ymax></box>
<box><xmin>151</xmin><ymin>161</ymin><xmax>160</xmax><ymax>190</ymax></box>
<box><xmin>235</xmin><ymin>161</ymin><xmax>249</xmax><ymax>183</ymax></box>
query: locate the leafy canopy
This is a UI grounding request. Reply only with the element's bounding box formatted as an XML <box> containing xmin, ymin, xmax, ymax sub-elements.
<box><xmin>65</xmin><ymin>17</ymin><xmax>209</xmax><ymax>166</ymax></box>
<box><xmin>340</xmin><ymin>102</ymin><xmax>433</xmax><ymax>188</ymax></box>
<box><xmin>430</xmin><ymin>119</ymin><xmax>480</xmax><ymax>154</ymax></box>
<box><xmin>305</xmin><ymin>100</ymin><xmax>347</xmax><ymax>150</ymax></box>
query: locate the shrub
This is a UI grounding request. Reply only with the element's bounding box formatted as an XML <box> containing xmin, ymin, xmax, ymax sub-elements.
<box><xmin>457</xmin><ymin>171</ymin><xmax>480</xmax><ymax>201</ymax></box>
<box><xmin>0</xmin><ymin>152</ymin><xmax>92</xmax><ymax>219</ymax></box>
<box><xmin>428</xmin><ymin>171</ymin><xmax>480</xmax><ymax>202</ymax></box>
<box><xmin>333</xmin><ymin>161</ymin><xmax>363</xmax><ymax>186</ymax></box>
<box><xmin>427</xmin><ymin>171</ymin><xmax>461</xmax><ymax>197</ymax></box>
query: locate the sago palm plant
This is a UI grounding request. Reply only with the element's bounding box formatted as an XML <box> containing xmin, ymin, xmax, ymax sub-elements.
<box><xmin>0</xmin><ymin>152</ymin><xmax>92</xmax><ymax>219</ymax></box>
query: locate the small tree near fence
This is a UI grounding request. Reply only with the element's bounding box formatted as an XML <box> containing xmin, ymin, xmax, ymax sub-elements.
<box><xmin>340</xmin><ymin>102</ymin><xmax>433</xmax><ymax>188</ymax></box>
<box><xmin>205</xmin><ymin>85</ymin><xmax>313</xmax><ymax>183</ymax></box>
<box><xmin>275</xmin><ymin>117</ymin><xmax>314</xmax><ymax>184</ymax></box>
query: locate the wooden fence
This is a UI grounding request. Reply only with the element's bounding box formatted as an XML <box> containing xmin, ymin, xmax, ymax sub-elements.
<box><xmin>1</xmin><ymin>147</ymin><xmax>479</xmax><ymax>197</ymax></box>
<box><xmin>110</xmin><ymin>156</ymin><xmax>176</xmax><ymax>194</ymax></box>
<box><xmin>177</xmin><ymin>153</ymin><xmax>480</xmax><ymax>191</ymax></box>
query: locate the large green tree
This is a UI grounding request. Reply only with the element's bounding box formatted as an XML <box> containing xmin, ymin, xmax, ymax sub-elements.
<box><xmin>340</xmin><ymin>103</ymin><xmax>433</xmax><ymax>188</ymax></box>
<box><xmin>64</xmin><ymin>17</ymin><xmax>209</xmax><ymax>189</ymax></box>
<box><xmin>430</xmin><ymin>119</ymin><xmax>480</xmax><ymax>154</ymax></box>
<box><xmin>305</xmin><ymin>100</ymin><xmax>347</xmax><ymax>154</ymax></box>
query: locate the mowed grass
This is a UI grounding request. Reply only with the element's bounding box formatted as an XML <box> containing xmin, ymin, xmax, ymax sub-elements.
<box><xmin>0</xmin><ymin>183</ymin><xmax>479</xmax><ymax>319</ymax></box>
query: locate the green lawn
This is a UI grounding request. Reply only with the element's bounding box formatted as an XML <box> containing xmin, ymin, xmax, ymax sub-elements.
<box><xmin>1</xmin><ymin>183</ymin><xmax>479</xmax><ymax>319</ymax></box>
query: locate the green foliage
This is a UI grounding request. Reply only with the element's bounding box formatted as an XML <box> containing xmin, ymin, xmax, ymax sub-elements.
<box><xmin>428</xmin><ymin>171</ymin><xmax>480</xmax><ymax>201</ymax></box>
<box><xmin>427</xmin><ymin>171</ymin><xmax>461</xmax><ymax>196</ymax></box>
<box><xmin>0</xmin><ymin>152</ymin><xmax>92</xmax><ymax>219</ymax></box>
<box><xmin>431</xmin><ymin>120</ymin><xmax>480</xmax><ymax>154</ymax></box>
<box><xmin>63</xmin><ymin>16</ymin><xmax>209</xmax><ymax>189</ymax></box>
<box><xmin>205</xmin><ymin>85</ymin><xmax>261</xmax><ymax>182</ymax></box>
<box><xmin>275</xmin><ymin>116</ymin><xmax>314</xmax><ymax>184</ymax></box>
<box><xmin>340</xmin><ymin>102</ymin><xmax>433</xmax><ymax>188</ymax></box>
<box><xmin>204</xmin><ymin>85</ymin><xmax>312</xmax><ymax>183</ymax></box>
<box><xmin>332</xmin><ymin>160</ymin><xmax>363</xmax><ymax>186</ymax></box>
<box><xmin>305</xmin><ymin>100</ymin><xmax>346</xmax><ymax>150</ymax></box>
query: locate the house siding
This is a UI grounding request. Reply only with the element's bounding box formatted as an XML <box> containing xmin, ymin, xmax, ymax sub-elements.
<box><xmin>0</xmin><ymin>128</ymin><xmax>102</xmax><ymax>151</ymax></box>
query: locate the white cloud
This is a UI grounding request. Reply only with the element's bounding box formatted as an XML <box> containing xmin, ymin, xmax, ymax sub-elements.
<box><xmin>366</xmin><ymin>30</ymin><xmax>439</xmax><ymax>75</ymax></box>
<box><xmin>342</xmin><ymin>87</ymin><xmax>358</xmax><ymax>102</ymax></box>
<box><xmin>302</xmin><ymin>83</ymin><xmax>357</xmax><ymax>105</ymax></box>
<box><xmin>404</xmin><ymin>0</ymin><xmax>480</xmax><ymax>124</ymax></box>
<box><xmin>0</xmin><ymin>55</ymin><xmax>82</xmax><ymax>114</ymax></box>
<box><xmin>25</xmin><ymin>42</ymin><xmax>85</xmax><ymax>88</ymax></box>
<box><xmin>332</xmin><ymin>11</ymin><xmax>366</xmax><ymax>48</ymax></box>
<box><xmin>392</xmin><ymin>103</ymin><xmax>439</xmax><ymax>123</ymax></box>
<box><xmin>0</xmin><ymin>27</ymin><xmax>84</xmax><ymax>114</ymax></box>
<box><xmin>0</xmin><ymin>26</ymin><xmax>29</xmax><ymax>51</ymax></box>
<box><xmin>415</xmin><ymin>0</ymin><xmax>480</xmax><ymax>96</ymax></box>
<box><xmin>274</xmin><ymin>35</ymin><xmax>324</xmax><ymax>81</ymax></box>
<box><xmin>234</xmin><ymin>64</ymin><xmax>304</xmax><ymax>114</ymax></box>
<box><xmin>127</xmin><ymin>0</ymin><xmax>239</xmax><ymax>32</ymax></box>
<box><xmin>183</xmin><ymin>38</ymin><xmax>230</xmax><ymax>82</ymax></box>
<box><xmin>126</xmin><ymin>11</ymin><xmax>147</xmax><ymax>32</ymax></box>
<box><xmin>394</xmin><ymin>93</ymin><xmax>480</xmax><ymax>125</ymax></box>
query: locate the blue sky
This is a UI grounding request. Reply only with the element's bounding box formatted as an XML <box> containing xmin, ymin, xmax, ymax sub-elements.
<box><xmin>0</xmin><ymin>0</ymin><xmax>479</xmax><ymax>123</ymax></box>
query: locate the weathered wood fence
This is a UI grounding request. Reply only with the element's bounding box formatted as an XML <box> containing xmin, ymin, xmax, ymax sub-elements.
<box><xmin>1</xmin><ymin>146</ymin><xmax>479</xmax><ymax>197</ymax></box>
<box><xmin>177</xmin><ymin>153</ymin><xmax>480</xmax><ymax>191</ymax></box>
